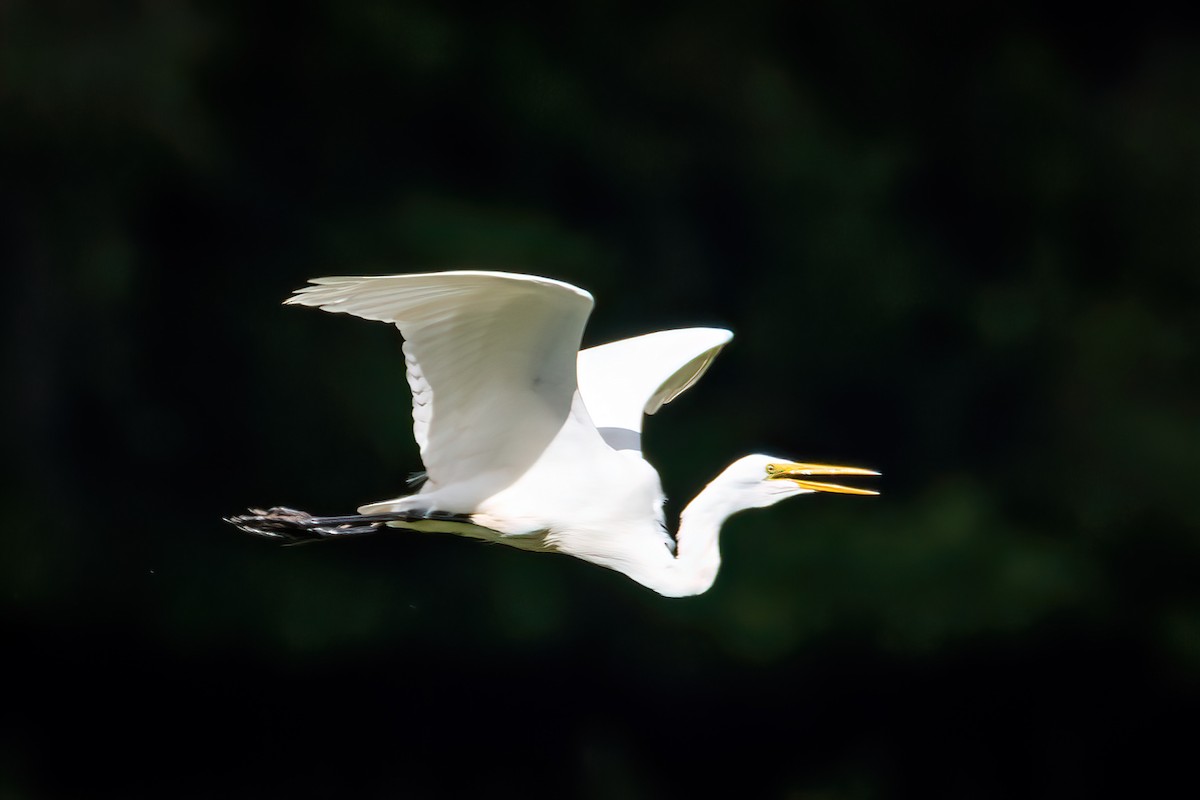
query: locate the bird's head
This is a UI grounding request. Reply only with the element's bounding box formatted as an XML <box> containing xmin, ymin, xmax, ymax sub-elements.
<box><xmin>713</xmin><ymin>454</ymin><xmax>880</xmax><ymax>509</ymax></box>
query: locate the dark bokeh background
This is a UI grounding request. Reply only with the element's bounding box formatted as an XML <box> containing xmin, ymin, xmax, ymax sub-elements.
<box><xmin>4</xmin><ymin>1</ymin><xmax>1199</xmax><ymax>797</ymax></box>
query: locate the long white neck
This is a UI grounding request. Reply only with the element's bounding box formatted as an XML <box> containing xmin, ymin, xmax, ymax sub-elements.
<box><xmin>649</xmin><ymin>480</ymin><xmax>748</xmax><ymax>598</ymax></box>
<box><xmin>545</xmin><ymin>467</ymin><xmax>764</xmax><ymax>599</ymax></box>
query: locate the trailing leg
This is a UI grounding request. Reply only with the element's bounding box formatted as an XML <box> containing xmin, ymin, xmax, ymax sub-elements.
<box><xmin>223</xmin><ymin>506</ymin><xmax>461</xmax><ymax>543</ymax></box>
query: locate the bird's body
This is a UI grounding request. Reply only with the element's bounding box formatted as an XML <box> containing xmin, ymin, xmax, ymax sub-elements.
<box><xmin>228</xmin><ymin>271</ymin><xmax>877</xmax><ymax>597</ymax></box>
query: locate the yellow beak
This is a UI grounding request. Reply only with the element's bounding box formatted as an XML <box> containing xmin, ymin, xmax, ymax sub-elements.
<box><xmin>770</xmin><ymin>462</ymin><xmax>881</xmax><ymax>495</ymax></box>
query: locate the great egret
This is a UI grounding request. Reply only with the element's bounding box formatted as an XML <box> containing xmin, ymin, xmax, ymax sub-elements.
<box><xmin>227</xmin><ymin>271</ymin><xmax>878</xmax><ymax>597</ymax></box>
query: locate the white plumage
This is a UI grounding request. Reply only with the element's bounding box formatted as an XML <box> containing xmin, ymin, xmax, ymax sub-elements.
<box><xmin>229</xmin><ymin>271</ymin><xmax>878</xmax><ymax>597</ymax></box>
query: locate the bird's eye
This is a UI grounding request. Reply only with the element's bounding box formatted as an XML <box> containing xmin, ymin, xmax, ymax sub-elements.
<box><xmin>766</xmin><ymin>464</ymin><xmax>779</xmax><ymax>475</ymax></box>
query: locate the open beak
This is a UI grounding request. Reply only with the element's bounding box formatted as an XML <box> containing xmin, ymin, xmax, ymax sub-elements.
<box><xmin>770</xmin><ymin>462</ymin><xmax>881</xmax><ymax>495</ymax></box>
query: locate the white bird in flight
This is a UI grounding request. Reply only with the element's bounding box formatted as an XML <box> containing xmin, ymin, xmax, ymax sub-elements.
<box><xmin>227</xmin><ymin>271</ymin><xmax>878</xmax><ymax>597</ymax></box>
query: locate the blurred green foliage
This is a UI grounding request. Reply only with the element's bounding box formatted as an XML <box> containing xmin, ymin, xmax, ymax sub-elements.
<box><xmin>3</xmin><ymin>1</ymin><xmax>1199</xmax><ymax>797</ymax></box>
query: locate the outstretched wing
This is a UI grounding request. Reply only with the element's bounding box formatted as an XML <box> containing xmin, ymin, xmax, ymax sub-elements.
<box><xmin>577</xmin><ymin>327</ymin><xmax>733</xmax><ymax>453</ymax></box>
<box><xmin>286</xmin><ymin>271</ymin><xmax>595</xmax><ymax>496</ymax></box>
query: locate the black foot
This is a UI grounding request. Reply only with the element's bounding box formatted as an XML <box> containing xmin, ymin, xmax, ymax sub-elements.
<box><xmin>224</xmin><ymin>506</ymin><xmax>474</xmax><ymax>544</ymax></box>
<box><xmin>224</xmin><ymin>506</ymin><xmax>392</xmax><ymax>543</ymax></box>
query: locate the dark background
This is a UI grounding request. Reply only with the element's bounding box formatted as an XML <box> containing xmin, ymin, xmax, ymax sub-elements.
<box><xmin>4</xmin><ymin>1</ymin><xmax>1199</xmax><ymax>797</ymax></box>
